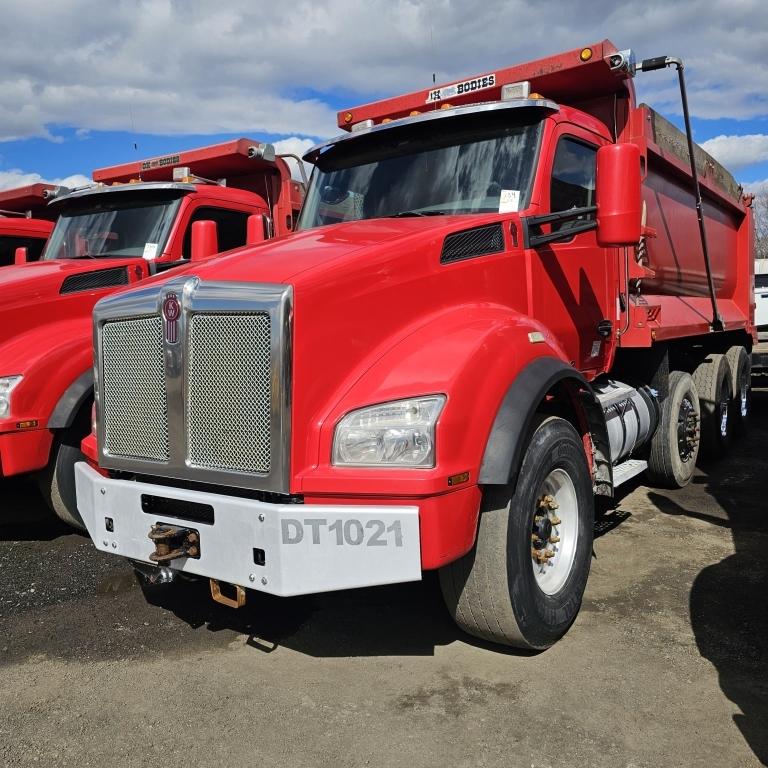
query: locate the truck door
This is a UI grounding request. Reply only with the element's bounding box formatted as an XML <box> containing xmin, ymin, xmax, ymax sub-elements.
<box><xmin>529</xmin><ymin>130</ymin><xmax>614</xmax><ymax>375</ymax></box>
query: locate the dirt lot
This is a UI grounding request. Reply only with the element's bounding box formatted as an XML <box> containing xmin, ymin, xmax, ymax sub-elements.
<box><xmin>1</xmin><ymin>393</ymin><xmax>767</xmax><ymax>768</ymax></box>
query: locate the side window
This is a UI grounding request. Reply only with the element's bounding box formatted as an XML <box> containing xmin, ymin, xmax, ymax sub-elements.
<box><xmin>0</xmin><ymin>235</ymin><xmax>47</xmax><ymax>266</ymax></box>
<box><xmin>182</xmin><ymin>207</ymin><xmax>250</xmax><ymax>258</ymax></box>
<box><xmin>550</xmin><ymin>137</ymin><xmax>597</xmax><ymax>232</ymax></box>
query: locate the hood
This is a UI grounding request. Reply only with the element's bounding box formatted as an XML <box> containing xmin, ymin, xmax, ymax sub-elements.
<box><xmin>178</xmin><ymin>214</ymin><xmax>506</xmax><ymax>287</ymax></box>
<box><xmin>0</xmin><ymin>258</ymin><xmax>146</xmax><ymax>348</ymax></box>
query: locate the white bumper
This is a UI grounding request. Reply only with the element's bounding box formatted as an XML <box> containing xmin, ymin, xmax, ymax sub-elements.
<box><xmin>75</xmin><ymin>462</ymin><xmax>422</xmax><ymax>596</ymax></box>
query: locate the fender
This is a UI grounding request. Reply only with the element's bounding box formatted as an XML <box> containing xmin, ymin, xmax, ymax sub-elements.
<box><xmin>478</xmin><ymin>356</ymin><xmax>613</xmax><ymax>495</ymax></box>
<box><xmin>302</xmin><ymin>304</ymin><xmax>577</xmax><ymax>496</ymax></box>
<box><xmin>48</xmin><ymin>369</ymin><xmax>93</xmax><ymax>429</ymax></box>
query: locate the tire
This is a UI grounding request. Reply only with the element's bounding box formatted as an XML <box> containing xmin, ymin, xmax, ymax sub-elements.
<box><xmin>691</xmin><ymin>353</ymin><xmax>732</xmax><ymax>458</ymax></box>
<box><xmin>646</xmin><ymin>371</ymin><xmax>700</xmax><ymax>488</ymax></box>
<box><xmin>439</xmin><ymin>416</ymin><xmax>594</xmax><ymax>650</ymax></box>
<box><xmin>724</xmin><ymin>345</ymin><xmax>750</xmax><ymax>435</ymax></box>
<box><xmin>37</xmin><ymin>438</ymin><xmax>86</xmax><ymax>530</ymax></box>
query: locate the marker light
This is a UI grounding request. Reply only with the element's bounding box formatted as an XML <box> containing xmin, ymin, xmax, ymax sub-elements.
<box><xmin>172</xmin><ymin>166</ymin><xmax>192</xmax><ymax>182</ymax></box>
<box><xmin>351</xmin><ymin>119</ymin><xmax>374</xmax><ymax>132</ymax></box>
<box><xmin>409</xmin><ymin>110</ymin><xmax>421</xmax><ymax>117</ymax></box>
<box><xmin>333</xmin><ymin>395</ymin><xmax>446</xmax><ymax>467</ymax></box>
<box><xmin>501</xmin><ymin>81</ymin><xmax>531</xmax><ymax>101</ymax></box>
<box><xmin>580</xmin><ymin>47</ymin><xmax>593</xmax><ymax>62</ymax></box>
<box><xmin>343</xmin><ymin>112</ymin><xmax>354</xmax><ymax>124</ymax></box>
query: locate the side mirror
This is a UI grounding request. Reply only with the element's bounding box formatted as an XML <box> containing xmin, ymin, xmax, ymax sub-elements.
<box><xmin>14</xmin><ymin>246</ymin><xmax>28</xmax><ymax>265</ymax></box>
<box><xmin>246</xmin><ymin>214</ymin><xmax>267</xmax><ymax>245</ymax></box>
<box><xmin>596</xmin><ymin>143</ymin><xmax>642</xmax><ymax>247</ymax></box>
<box><xmin>190</xmin><ymin>220</ymin><xmax>219</xmax><ymax>262</ymax></box>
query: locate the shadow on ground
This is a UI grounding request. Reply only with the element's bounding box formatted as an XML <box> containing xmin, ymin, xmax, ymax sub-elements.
<box><xmin>0</xmin><ymin>477</ymin><xmax>71</xmax><ymax>542</ymax></box>
<box><xmin>651</xmin><ymin>388</ymin><xmax>768</xmax><ymax>766</ymax></box>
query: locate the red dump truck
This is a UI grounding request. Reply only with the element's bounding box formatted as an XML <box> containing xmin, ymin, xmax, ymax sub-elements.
<box><xmin>0</xmin><ymin>184</ymin><xmax>57</xmax><ymax>266</ymax></box>
<box><xmin>0</xmin><ymin>139</ymin><xmax>303</xmax><ymax>527</ymax></box>
<box><xmin>76</xmin><ymin>41</ymin><xmax>755</xmax><ymax>649</ymax></box>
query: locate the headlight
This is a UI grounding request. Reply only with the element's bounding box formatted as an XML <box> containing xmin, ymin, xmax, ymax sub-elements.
<box><xmin>332</xmin><ymin>395</ymin><xmax>446</xmax><ymax>467</ymax></box>
<box><xmin>0</xmin><ymin>376</ymin><xmax>23</xmax><ymax>418</ymax></box>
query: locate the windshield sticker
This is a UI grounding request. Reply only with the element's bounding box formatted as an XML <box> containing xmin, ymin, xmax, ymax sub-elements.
<box><xmin>498</xmin><ymin>189</ymin><xmax>520</xmax><ymax>214</ymax></box>
<box><xmin>142</xmin><ymin>242</ymin><xmax>159</xmax><ymax>260</ymax></box>
<box><xmin>426</xmin><ymin>73</ymin><xmax>496</xmax><ymax>104</ymax></box>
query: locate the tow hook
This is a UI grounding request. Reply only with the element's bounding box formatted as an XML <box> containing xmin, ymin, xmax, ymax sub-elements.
<box><xmin>148</xmin><ymin>523</ymin><xmax>200</xmax><ymax>563</ymax></box>
<box><xmin>210</xmin><ymin>579</ymin><xmax>247</xmax><ymax>609</ymax></box>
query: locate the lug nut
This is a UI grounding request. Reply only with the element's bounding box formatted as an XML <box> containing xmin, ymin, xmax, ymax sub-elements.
<box><xmin>550</xmin><ymin>515</ymin><xmax>562</xmax><ymax>526</ymax></box>
<box><xmin>549</xmin><ymin>535</ymin><xmax>560</xmax><ymax>543</ymax></box>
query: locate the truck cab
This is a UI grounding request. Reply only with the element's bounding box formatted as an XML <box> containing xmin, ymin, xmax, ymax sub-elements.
<box><xmin>0</xmin><ymin>139</ymin><xmax>303</xmax><ymax>528</ymax></box>
<box><xmin>76</xmin><ymin>42</ymin><xmax>754</xmax><ymax>650</ymax></box>
<box><xmin>0</xmin><ymin>183</ymin><xmax>57</xmax><ymax>267</ymax></box>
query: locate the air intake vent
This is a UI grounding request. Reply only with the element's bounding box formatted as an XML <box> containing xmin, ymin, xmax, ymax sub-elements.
<box><xmin>440</xmin><ymin>224</ymin><xmax>505</xmax><ymax>264</ymax></box>
<box><xmin>60</xmin><ymin>267</ymin><xmax>129</xmax><ymax>294</ymax></box>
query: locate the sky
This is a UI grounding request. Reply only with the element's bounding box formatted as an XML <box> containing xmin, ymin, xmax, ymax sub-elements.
<box><xmin>0</xmin><ymin>0</ymin><xmax>766</xmax><ymax>193</ymax></box>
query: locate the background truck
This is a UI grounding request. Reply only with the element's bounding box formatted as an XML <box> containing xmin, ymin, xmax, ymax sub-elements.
<box><xmin>0</xmin><ymin>183</ymin><xmax>57</xmax><ymax>266</ymax></box>
<box><xmin>76</xmin><ymin>41</ymin><xmax>755</xmax><ymax>650</ymax></box>
<box><xmin>0</xmin><ymin>139</ymin><xmax>303</xmax><ymax>528</ymax></box>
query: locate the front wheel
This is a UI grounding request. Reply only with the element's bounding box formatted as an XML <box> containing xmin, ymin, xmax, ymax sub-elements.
<box><xmin>37</xmin><ymin>438</ymin><xmax>86</xmax><ymax>530</ymax></box>
<box><xmin>439</xmin><ymin>416</ymin><xmax>594</xmax><ymax>650</ymax></box>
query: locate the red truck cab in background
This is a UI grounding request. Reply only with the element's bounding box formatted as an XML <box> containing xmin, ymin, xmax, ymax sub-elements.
<box><xmin>0</xmin><ymin>139</ymin><xmax>303</xmax><ymax>527</ymax></box>
<box><xmin>76</xmin><ymin>42</ymin><xmax>755</xmax><ymax>650</ymax></box>
<box><xmin>0</xmin><ymin>183</ymin><xmax>57</xmax><ymax>266</ymax></box>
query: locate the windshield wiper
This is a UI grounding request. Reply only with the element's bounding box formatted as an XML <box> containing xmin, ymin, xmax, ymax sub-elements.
<box><xmin>387</xmin><ymin>210</ymin><xmax>447</xmax><ymax>218</ymax></box>
<box><xmin>67</xmin><ymin>253</ymin><xmax>99</xmax><ymax>259</ymax></box>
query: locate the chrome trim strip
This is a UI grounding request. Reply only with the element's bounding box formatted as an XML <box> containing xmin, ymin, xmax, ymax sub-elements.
<box><xmin>93</xmin><ymin>278</ymin><xmax>293</xmax><ymax>494</ymax></box>
<box><xmin>52</xmin><ymin>182</ymin><xmax>196</xmax><ymax>205</ymax></box>
<box><xmin>303</xmin><ymin>99</ymin><xmax>559</xmax><ymax>163</ymax></box>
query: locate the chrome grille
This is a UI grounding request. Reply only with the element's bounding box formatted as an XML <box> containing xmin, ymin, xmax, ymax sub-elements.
<box><xmin>102</xmin><ymin>317</ymin><xmax>169</xmax><ymax>461</ymax></box>
<box><xmin>186</xmin><ymin>313</ymin><xmax>272</xmax><ymax>474</ymax></box>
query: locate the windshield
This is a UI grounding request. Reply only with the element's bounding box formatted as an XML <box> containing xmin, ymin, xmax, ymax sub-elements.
<box><xmin>298</xmin><ymin>109</ymin><xmax>542</xmax><ymax>230</ymax></box>
<box><xmin>43</xmin><ymin>196</ymin><xmax>181</xmax><ymax>261</ymax></box>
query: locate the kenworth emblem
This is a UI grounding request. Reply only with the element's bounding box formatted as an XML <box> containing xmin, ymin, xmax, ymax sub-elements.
<box><xmin>162</xmin><ymin>292</ymin><xmax>181</xmax><ymax>343</ymax></box>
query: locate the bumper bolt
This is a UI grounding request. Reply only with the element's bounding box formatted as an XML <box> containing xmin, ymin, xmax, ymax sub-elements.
<box><xmin>249</xmin><ymin>573</ymin><xmax>256</xmax><ymax>582</ymax></box>
<box><xmin>258</xmin><ymin>513</ymin><xmax>265</xmax><ymax>522</ymax></box>
<box><xmin>102</xmin><ymin>540</ymin><xmax>108</xmax><ymax>547</ymax></box>
<box><xmin>112</xmin><ymin>542</ymin><xmax>117</xmax><ymax>549</ymax></box>
<box><xmin>100</xmin><ymin>488</ymin><xmax>106</xmax><ymax>495</ymax></box>
<box><xmin>261</xmin><ymin>577</ymin><xmax>268</xmax><ymax>586</ymax></box>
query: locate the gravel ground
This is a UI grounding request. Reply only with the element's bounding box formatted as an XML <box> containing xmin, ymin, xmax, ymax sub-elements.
<box><xmin>0</xmin><ymin>392</ymin><xmax>766</xmax><ymax>767</ymax></box>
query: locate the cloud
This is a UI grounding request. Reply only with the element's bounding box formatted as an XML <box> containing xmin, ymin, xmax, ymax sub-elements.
<box><xmin>744</xmin><ymin>178</ymin><xmax>768</xmax><ymax>196</ymax></box>
<box><xmin>701</xmin><ymin>135</ymin><xmax>768</xmax><ymax>171</ymax></box>
<box><xmin>0</xmin><ymin>169</ymin><xmax>90</xmax><ymax>192</ymax></box>
<box><xmin>273</xmin><ymin>137</ymin><xmax>316</xmax><ymax>181</ymax></box>
<box><xmin>0</xmin><ymin>0</ymin><xmax>766</xmax><ymax>145</ymax></box>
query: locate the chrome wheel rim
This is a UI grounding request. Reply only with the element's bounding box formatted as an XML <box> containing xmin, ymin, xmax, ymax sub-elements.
<box><xmin>740</xmin><ymin>370</ymin><xmax>749</xmax><ymax>418</ymax></box>
<box><xmin>719</xmin><ymin>384</ymin><xmax>730</xmax><ymax>438</ymax></box>
<box><xmin>531</xmin><ymin>468</ymin><xmax>579</xmax><ymax>595</ymax></box>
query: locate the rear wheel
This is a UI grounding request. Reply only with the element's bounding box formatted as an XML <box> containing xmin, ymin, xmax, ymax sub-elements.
<box><xmin>439</xmin><ymin>416</ymin><xmax>594</xmax><ymax>650</ymax></box>
<box><xmin>646</xmin><ymin>371</ymin><xmax>700</xmax><ymax>488</ymax></box>
<box><xmin>692</xmin><ymin>353</ymin><xmax>732</xmax><ymax>458</ymax></box>
<box><xmin>37</xmin><ymin>430</ymin><xmax>87</xmax><ymax>531</ymax></box>
<box><xmin>724</xmin><ymin>345</ymin><xmax>750</xmax><ymax>435</ymax></box>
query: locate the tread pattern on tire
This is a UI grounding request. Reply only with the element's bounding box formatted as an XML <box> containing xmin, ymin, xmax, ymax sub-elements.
<box><xmin>692</xmin><ymin>353</ymin><xmax>731</xmax><ymax>458</ymax></box>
